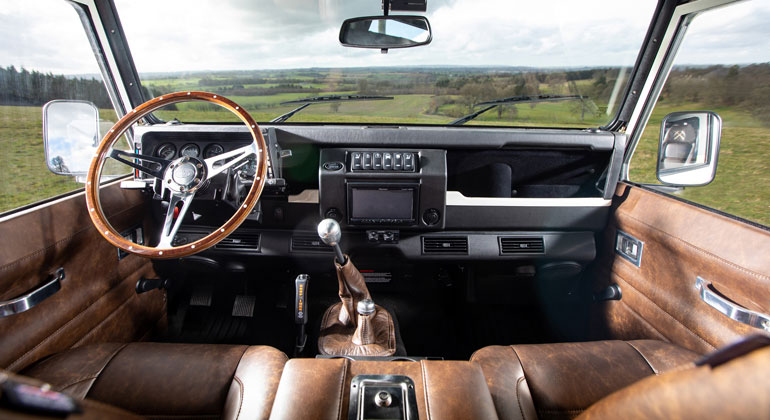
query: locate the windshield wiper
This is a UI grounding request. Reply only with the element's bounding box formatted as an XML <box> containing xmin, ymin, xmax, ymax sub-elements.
<box><xmin>448</xmin><ymin>94</ymin><xmax>586</xmax><ymax>126</ymax></box>
<box><xmin>270</xmin><ymin>94</ymin><xmax>394</xmax><ymax>123</ymax></box>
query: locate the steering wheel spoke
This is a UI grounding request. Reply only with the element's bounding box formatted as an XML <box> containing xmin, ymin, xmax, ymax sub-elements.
<box><xmin>157</xmin><ymin>192</ymin><xmax>195</xmax><ymax>248</ymax></box>
<box><xmin>204</xmin><ymin>144</ymin><xmax>256</xmax><ymax>178</ymax></box>
<box><xmin>109</xmin><ymin>149</ymin><xmax>170</xmax><ymax>179</ymax></box>
<box><xmin>86</xmin><ymin>91</ymin><xmax>268</xmax><ymax>259</ymax></box>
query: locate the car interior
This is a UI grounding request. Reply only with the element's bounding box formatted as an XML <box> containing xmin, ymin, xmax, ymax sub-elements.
<box><xmin>0</xmin><ymin>0</ymin><xmax>768</xmax><ymax>419</ymax></box>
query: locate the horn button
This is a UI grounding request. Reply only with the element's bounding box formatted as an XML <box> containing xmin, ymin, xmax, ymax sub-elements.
<box><xmin>165</xmin><ymin>157</ymin><xmax>207</xmax><ymax>193</ymax></box>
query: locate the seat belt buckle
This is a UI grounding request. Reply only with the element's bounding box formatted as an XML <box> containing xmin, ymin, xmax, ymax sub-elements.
<box><xmin>1</xmin><ymin>377</ymin><xmax>81</xmax><ymax>416</ymax></box>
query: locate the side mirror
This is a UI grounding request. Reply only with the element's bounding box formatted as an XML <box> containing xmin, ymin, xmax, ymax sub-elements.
<box><xmin>339</xmin><ymin>16</ymin><xmax>432</xmax><ymax>49</ymax></box>
<box><xmin>656</xmin><ymin>111</ymin><xmax>722</xmax><ymax>186</ymax></box>
<box><xmin>43</xmin><ymin>100</ymin><xmax>100</xmax><ymax>177</ymax></box>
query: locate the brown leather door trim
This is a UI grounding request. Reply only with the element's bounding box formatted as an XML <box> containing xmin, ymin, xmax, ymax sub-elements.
<box><xmin>591</xmin><ymin>184</ymin><xmax>770</xmax><ymax>354</ymax></box>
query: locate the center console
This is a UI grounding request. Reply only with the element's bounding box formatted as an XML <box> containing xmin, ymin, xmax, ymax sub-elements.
<box><xmin>319</xmin><ymin>148</ymin><xmax>447</xmax><ymax>230</ymax></box>
<box><xmin>270</xmin><ymin>358</ymin><xmax>497</xmax><ymax>420</ymax></box>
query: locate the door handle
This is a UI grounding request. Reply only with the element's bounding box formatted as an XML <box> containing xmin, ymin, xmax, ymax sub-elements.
<box><xmin>0</xmin><ymin>268</ymin><xmax>64</xmax><ymax>318</ymax></box>
<box><xmin>695</xmin><ymin>277</ymin><xmax>770</xmax><ymax>332</ymax></box>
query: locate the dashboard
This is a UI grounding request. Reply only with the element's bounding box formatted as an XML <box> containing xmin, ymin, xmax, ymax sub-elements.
<box><xmin>134</xmin><ymin>124</ymin><xmax>624</xmax><ymax>266</ymax></box>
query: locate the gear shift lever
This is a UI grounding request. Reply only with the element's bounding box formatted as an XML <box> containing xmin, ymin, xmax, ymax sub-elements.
<box><xmin>317</xmin><ymin>218</ymin><xmax>347</xmax><ymax>264</ymax></box>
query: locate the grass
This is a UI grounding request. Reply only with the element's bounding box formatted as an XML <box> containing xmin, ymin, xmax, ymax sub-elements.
<box><xmin>2</xmin><ymin>95</ymin><xmax>767</xmax><ymax>226</ymax></box>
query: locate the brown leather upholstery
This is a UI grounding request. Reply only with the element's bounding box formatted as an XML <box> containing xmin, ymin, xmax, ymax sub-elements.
<box><xmin>471</xmin><ymin>340</ymin><xmax>699</xmax><ymax>420</ymax></box>
<box><xmin>269</xmin><ymin>358</ymin><xmax>498</xmax><ymax>420</ymax></box>
<box><xmin>577</xmin><ymin>346</ymin><xmax>770</xmax><ymax>420</ymax></box>
<box><xmin>0</xmin><ymin>183</ymin><xmax>165</xmax><ymax>372</ymax></box>
<box><xmin>20</xmin><ymin>343</ymin><xmax>287</xmax><ymax>419</ymax></box>
<box><xmin>591</xmin><ymin>184</ymin><xmax>770</xmax><ymax>354</ymax></box>
<box><xmin>318</xmin><ymin>256</ymin><xmax>396</xmax><ymax>356</ymax></box>
<box><xmin>0</xmin><ymin>369</ymin><xmax>143</xmax><ymax>420</ymax></box>
<box><xmin>333</xmin><ymin>257</ymin><xmax>371</xmax><ymax>326</ymax></box>
<box><xmin>318</xmin><ymin>302</ymin><xmax>396</xmax><ymax>356</ymax></box>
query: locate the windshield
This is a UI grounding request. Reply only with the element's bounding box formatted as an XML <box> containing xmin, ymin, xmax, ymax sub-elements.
<box><xmin>115</xmin><ymin>0</ymin><xmax>657</xmax><ymax>127</ymax></box>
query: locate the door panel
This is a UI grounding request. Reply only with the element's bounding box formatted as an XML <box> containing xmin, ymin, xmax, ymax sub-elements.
<box><xmin>591</xmin><ymin>184</ymin><xmax>770</xmax><ymax>354</ymax></box>
<box><xmin>0</xmin><ymin>182</ymin><xmax>165</xmax><ymax>371</ymax></box>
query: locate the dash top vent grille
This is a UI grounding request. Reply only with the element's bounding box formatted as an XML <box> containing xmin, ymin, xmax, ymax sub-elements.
<box><xmin>422</xmin><ymin>236</ymin><xmax>468</xmax><ymax>254</ymax></box>
<box><xmin>291</xmin><ymin>234</ymin><xmax>333</xmax><ymax>252</ymax></box>
<box><xmin>499</xmin><ymin>237</ymin><xmax>544</xmax><ymax>254</ymax></box>
<box><xmin>216</xmin><ymin>231</ymin><xmax>260</xmax><ymax>250</ymax></box>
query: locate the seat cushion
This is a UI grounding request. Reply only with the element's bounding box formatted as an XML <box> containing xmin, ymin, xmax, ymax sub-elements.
<box><xmin>20</xmin><ymin>342</ymin><xmax>287</xmax><ymax>419</ymax></box>
<box><xmin>577</xmin><ymin>345</ymin><xmax>770</xmax><ymax>420</ymax></box>
<box><xmin>471</xmin><ymin>340</ymin><xmax>699</xmax><ymax>420</ymax></box>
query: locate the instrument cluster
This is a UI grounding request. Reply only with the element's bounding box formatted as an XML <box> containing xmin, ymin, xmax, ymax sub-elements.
<box><xmin>154</xmin><ymin>142</ymin><xmax>226</xmax><ymax>160</ymax></box>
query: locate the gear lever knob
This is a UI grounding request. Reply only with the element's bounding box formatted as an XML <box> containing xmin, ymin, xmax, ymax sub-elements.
<box><xmin>317</xmin><ymin>218</ymin><xmax>346</xmax><ymax>264</ymax></box>
<box><xmin>357</xmin><ymin>298</ymin><xmax>375</xmax><ymax>316</ymax></box>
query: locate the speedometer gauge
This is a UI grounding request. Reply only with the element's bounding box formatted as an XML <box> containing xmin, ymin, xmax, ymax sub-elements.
<box><xmin>180</xmin><ymin>143</ymin><xmax>200</xmax><ymax>158</ymax></box>
<box><xmin>155</xmin><ymin>143</ymin><xmax>176</xmax><ymax>160</ymax></box>
<box><xmin>204</xmin><ymin>144</ymin><xmax>224</xmax><ymax>158</ymax></box>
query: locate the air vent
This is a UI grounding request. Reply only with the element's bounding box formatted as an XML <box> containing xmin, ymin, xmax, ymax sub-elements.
<box><xmin>291</xmin><ymin>234</ymin><xmax>333</xmax><ymax>252</ymax></box>
<box><xmin>215</xmin><ymin>231</ymin><xmax>260</xmax><ymax>250</ymax></box>
<box><xmin>499</xmin><ymin>237</ymin><xmax>544</xmax><ymax>254</ymax></box>
<box><xmin>422</xmin><ymin>237</ymin><xmax>468</xmax><ymax>255</ymax></box>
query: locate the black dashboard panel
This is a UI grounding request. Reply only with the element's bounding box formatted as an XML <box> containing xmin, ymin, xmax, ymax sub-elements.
<box><xmin>319</xmin><ymin>148</ymin><xmax>447</xmax><ymax>230</ymax></box>
<box><xmin>133</xmin><ymin>124</ymin><xmax>625</xmax><ymax>263</ymax></box>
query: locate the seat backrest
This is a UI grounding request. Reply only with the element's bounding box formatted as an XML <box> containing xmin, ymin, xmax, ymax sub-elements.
<box><xmin>576</xmin><ymin>345</ymin><xmax>770</xmax><ymax>419</ymax></box>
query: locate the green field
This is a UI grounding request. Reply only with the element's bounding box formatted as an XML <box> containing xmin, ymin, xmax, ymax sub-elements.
<box><xmin>1</xmin><ymin>92</ymin><xmax>768</xmax><ymax>226</ymax></box>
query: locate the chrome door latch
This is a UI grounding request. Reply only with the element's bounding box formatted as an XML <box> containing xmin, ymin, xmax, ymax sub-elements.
<box><xmin>0</xmin><ymin>268</ymin><xmax>64</xmax><ymax>318</ymax></box>
<box><xmin>696</xmin><ymin>277</ymin><xmax>770</xmax><ymax>332</ymax></box>
<box><xmin>615</xmin><ymin>230</ymin><xmax>643</xmax><ymax>267</ymax></box>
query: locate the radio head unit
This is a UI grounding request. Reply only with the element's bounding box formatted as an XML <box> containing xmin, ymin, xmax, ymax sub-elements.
<box><xmin>319</xmin><ymin>148</ymin><xmax>446</xmax><ymax>230</ymax></box>
<box><xmin>348</xmin><ymin>183</ymin><xmax>418</xmax><ymax>225</ymax></box>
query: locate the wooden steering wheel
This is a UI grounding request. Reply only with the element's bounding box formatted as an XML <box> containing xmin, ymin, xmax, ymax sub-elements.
<box><xmin>85</xmin><ymin>91</ymin><xmax>268</xmax><ymax>259</ymax></box>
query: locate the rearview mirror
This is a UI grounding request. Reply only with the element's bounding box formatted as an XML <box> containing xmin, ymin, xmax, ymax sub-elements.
<box><xmin>656</xmin><ymin>111</ymin><xmax>722</xmax><ymax>187</ymax></box>
<box><xmin>339</xmin><ymin>16</ymin><xmax>432</xmax><ymax>49</ymax></box>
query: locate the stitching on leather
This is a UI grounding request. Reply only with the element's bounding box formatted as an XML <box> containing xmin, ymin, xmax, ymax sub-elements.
<box><xmin>7</xmin><ymin>274</ymin><xmax>143</xmax><ymax>371</ymax></box>
<box><xmin>83</xmin><ymin>343</ymin><xmax>129</xmax><ymax>398</ymax></box>
<box><xmin>625</xmin><ymin>341</ymin><xmax>658</xmax><ymax>374</ymax></box>
<box><xmin>616</xmin><ymin>211</ymin><xmax>769</xmax><ymax>281</ymax></box>
<box><xmin>72</xmin><ymin>292</ymin><xmax>137</xmax><ymax>347</ymax></box>
<box><xmin>0</xmin><ymin>204</ymin><xmax>144</xmax><ymax>273</ymax></box>
<box><xmin>336</xmin><ymin>359</ymin><xmax>349</xmax><ymax>420</ymax></box>
<box><xmin>233</xmin><ymin>375</ymin><xmax>245</xmax><ymax>419</ymax></box>
<box><xmin>515</xmin><ymin>376</ymin><xmax>529</xmax><ymax>420</ymax></box>
<box><xmin>537</xmin><ymin>408</ymin><xmax>585</xmax><ymax>414</ymax></box>
<box><xmin>55</xmin><ymin>343</ymin><xmax>128</xmax><ymax>394</ymax></box>
<box><xmin>614</xmin><ymin>274</ymin><xmax>717</xmax><ymax>351</ymax></box>
<box><xmin>420</xmin><ymin>361</ymin><xmax>431</xmax><ymax>420</ymax></box>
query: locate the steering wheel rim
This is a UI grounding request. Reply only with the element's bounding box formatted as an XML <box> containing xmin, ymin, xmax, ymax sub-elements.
<box><xmin>85</xmin><ymin>91</ymin><xmax>268</xmax><ymax>259</ymax></box>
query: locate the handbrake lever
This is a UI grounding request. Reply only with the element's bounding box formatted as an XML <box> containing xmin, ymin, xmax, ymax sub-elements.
<box><xmin>294</xmin><ymin>274</ymin><xmax>309</xmax><ymax>356</ymax></box>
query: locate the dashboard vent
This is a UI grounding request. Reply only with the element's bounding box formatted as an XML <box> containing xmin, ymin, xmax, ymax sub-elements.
<box><xmin>499</xmin><ymin>237</ymin><xmax>544</xmax><ymax>254</ymax></box>
<box><xmin>291</xmin><ymin>234</ymin><xmax>333</xmax><ymax>253</ymax></box>
<box><xmin>216</xmin><ymin>231</ymin><xmax>260</xmax><ymax>251</ymax></box>
<box><xmin>422</xmin><ymin>237</ymin><xmax>468</xmax><ymax>255</ymax></box>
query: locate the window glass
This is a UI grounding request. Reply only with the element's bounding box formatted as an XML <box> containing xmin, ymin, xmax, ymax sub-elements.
<box><xmin>628</xmin><ymin>0</ymin><xmax>770</xmax><ymax>226</ymax></box>
<box><xmin>0</xmin><ymin>1</ymin><xmax>121</xmax><ymax>213</ymax></box>
<box><xmin>113</xmin><ymin>0</ymin><xmax>656</xmax><ymax>127</ymax></box>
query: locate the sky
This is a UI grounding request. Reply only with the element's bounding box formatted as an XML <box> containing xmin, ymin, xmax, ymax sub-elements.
<box><xmin>1</xmin><ymin>0</ymin><xmax>769</xmax><ymax>75</ymax></box>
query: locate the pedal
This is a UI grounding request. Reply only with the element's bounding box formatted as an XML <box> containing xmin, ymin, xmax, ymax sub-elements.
<box><xmin>232</xmin><ymin>295</ymin><xmax>256</xmax><ymax>317</ymax></box>
<box><xmin>189</xmin><ymin>285</ymin><xmax>212</xmax><ymax>307</ymax></box>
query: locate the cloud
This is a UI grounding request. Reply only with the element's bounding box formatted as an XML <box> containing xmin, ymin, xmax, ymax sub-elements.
<box><xmin>1</xmin><ymin>0</ymin><xmax>769</xmax><ymax>75</ymax></box>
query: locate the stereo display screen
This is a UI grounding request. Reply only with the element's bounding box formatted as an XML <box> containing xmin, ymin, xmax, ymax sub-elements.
<box><xmin>350</xmin><ymin>188</ymin><xmax>414</xmax><ymax>220</ymax></box>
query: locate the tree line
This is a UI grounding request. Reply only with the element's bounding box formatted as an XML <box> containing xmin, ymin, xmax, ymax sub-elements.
<box><xmin>0</xmin><ymin>66</ymin><xmax>111</xmax><ymax>108</ymax></box>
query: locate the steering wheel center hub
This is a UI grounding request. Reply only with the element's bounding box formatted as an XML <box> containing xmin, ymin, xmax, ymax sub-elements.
<box><xmin>166</xmin><ymin>157</ymin><xmax>207</xmax><ymax>193</ymax></box>
<box><xmin>172</xmin><ymin>162</ymin><xmax>197</xmax><ymax>184</ymax></box>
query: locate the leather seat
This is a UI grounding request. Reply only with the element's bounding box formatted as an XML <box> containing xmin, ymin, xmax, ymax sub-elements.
<box><xmin>471</xmin><ymin>340</ymin><xmax>699</xmax><ymax>420</ymax></box>
<box><xmin>19</xmin><ymin>342</ymin><xmax>287</xmax><ymax>420</ymax></box>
